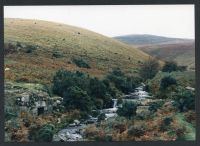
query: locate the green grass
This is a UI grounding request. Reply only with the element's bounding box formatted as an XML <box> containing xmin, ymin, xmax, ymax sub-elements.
<box><xmin>174</xmin><ymin>113</ymin><xmax>195</xmax><ymax>140</ymax></box>
<box><xmin>4</xmin><ymin>18</ymin><xmax>150</xmax><ymax>83</ymax></box>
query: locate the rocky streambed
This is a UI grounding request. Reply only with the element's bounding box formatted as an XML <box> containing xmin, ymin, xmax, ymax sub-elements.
<box><xmin>53</xmin><ymin>83</ymin><xmax>160</xmax><ymax>142</ymax></box>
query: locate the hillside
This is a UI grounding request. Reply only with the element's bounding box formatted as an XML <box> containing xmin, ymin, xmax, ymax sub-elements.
<box><xmin>114</xmin><ymin>34</ymin><xmax>195</xmax><ymax>69</ymax></box>
<box><xmin>4</xmin><ymin>18</ymin><xmax>149</xmax><ymax>84</ymax></box>
<box><xmin>114</xmin><ymin>34</ymin><xmax>192</xmax><ymax>46</ymax></box>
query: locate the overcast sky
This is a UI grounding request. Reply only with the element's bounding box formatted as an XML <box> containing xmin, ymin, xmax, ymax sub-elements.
<box><xmin>4</xmin><ymin>5</ymin><xmax>194</xmax><ymax>39</ymax></box>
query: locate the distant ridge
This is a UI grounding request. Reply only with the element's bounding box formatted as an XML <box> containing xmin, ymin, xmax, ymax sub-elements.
<box><xmin>114</xmin><ymin>34</ymin><xmax>195</xmax><ymax>70</ymax></box>
<box><xmin>114</xmin><ymin>34</ymin><xmax>193</xmax><ymax>46</ymax></box>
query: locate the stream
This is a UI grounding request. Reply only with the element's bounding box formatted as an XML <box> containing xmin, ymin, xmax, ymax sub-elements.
<box><xmin>53</xmin><ymin>83</ymin><xmax>153</xmax><ymax>141</ymax></box>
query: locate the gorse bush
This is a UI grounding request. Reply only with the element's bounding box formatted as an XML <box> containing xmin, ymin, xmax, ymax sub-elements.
<box><xmin>159</xmin><ymin>117</ymin><xmax>173</xmax><ymax>132</ymax></box>
<box><xmin>117</xmin><ymin>101</ymin><xmax>137</xmax><ymax>119</ymax></box>
<box><xmin>162</xmin><ymin>61</ymin><xmax>178</xmax><ymax>72</ymax></box>
<box><xmin>160</xmin><ymin>76</ymin><xmax>177</xmax><ymax>91</ymax></box>
<box><xmin>148</xmin><ymin>101</ymin><xmax>164</xmax><ymax>113</ymax></box>
<box><xmin>63</xmin><ymin>86</ymin><xmax>92</xmax><ymax>112</ymax></box>
<box><xmin>172</xmin><ymin>89</ymin><xmax>195</xmax><ymax>112</ymax></box>
<box><xmin>107</xmin><ymin>68</ymin><xmax>137</xmax><ymax>94</ymax></box>
<box><xmin>52</xmin><ymin>69</ymin><xmax>115</xmax><ymax>112</ymax></box>
<box><xmin>73</xmin><ymin>58</ymin><xmax>91</xmax><ymax>68</ymax></box>
<box><xmin>35</xmin><ymin>124</ymin><xmax>55</xmax><ymax>142</ymax></box>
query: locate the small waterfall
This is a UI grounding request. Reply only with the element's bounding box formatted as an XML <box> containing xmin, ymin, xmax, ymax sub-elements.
<box><xmin>112</xmin><ymin>99</ymin><xmax>117</xmax><ymax>108</ymax></box>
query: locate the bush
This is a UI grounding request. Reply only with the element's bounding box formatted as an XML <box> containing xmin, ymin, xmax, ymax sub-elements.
<box><xmin>128</xmin><ymin>125</ymin><xmax>145</xmax><ymax>137</ymax></box>
<box><xmin>117</xmin><ymin>102</ymin><xmax>137</xmax><ymax>119</ymax></box>
<box><xmin>139</xmin><ymin>58</ymin><xmax>160</xmax><ymax>80</ymax></box>
<box><xmin>172</xmin><ymin>89</ymin><xmax>195</xmax><ymax>112</ymax></box>
<box><xmin>73</xmin><ymin>58</ymin><xmax>91</xmax><ymax>68</ymax></box>
<box><xmin>162</xmin><ymin>61</ymin><xmax>178</xmax><ymax>72</ymax></box>
<box><xmin>89</xmin><ymin>77</ymin><xmax>106</xmax><ymax>98</ymax></box>
<box><xmin>97</xmin><ymin>113</ymin><xmax>106</xmax><ymax>122</ymax></box>
<box><xmin>63</xmin><ymin>86</ymin><xmax>92</xmax><ymax>112</ymax></box>
<box><xmin>52</xmin><ymin>69</ymin><xmax>115</xmax><ymax>110</ymax></box>
<box><xmin>159</xmin><ymin>117</ymin><xmax>173</xmax><ymax>132</ymax></box>
<box><xmin>148</xmin><ymin>101</ymin><xmax>164</xmax><ymax>113</ymax></box>
<box><xmin>52</xmin><ymin>70</ymin><xmax>90</xmax><ymax>97</ymax></box>
<box><xmin>160</xmin><ymin>76</ymin><xmax>177</xmax><ymax>90</ymax></box>
<box><xmin>35</xmin><ymin>124</ymin><xmax>55</xmax><ymax>142</ymax></box>
<box><xmin>25</xmin><ymin>45</ymin><xmax>37</xmax><ymax>53</ymax></box>
<box><xmin>52</xmin><ymin>51</ymin><xmax>62</xmax><ymax>58</ymax></box>
<box><xmin>107</xmin><ymin>68</ymin><xmax>137</xmax><ymax>93</ymax></box>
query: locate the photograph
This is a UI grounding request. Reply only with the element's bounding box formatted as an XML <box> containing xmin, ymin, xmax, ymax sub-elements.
<box><xmin>4</xmin><ymin>5</ymin><xmax>196</xmax><ymax>142</ymax></box>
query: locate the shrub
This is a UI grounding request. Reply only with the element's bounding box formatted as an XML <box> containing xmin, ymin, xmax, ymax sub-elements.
<box><xmin>89</xmin><ymin>77</ymin><xmax>106</xmax><ymax>98</ymax></box>
<box><xmin>128</xmin><ymin>125</ymin><xmax>145</xmax><ymax>137</ymax></box>
<box><xmin>107</xmin><ymin>68</ymin><xmax>137</xmax><ymax>93</ymax></box>
<box><xmin>139</xmin><ymin>58</ymin><xmax>160</xmax><ymax>80</ymax></box>
<box><xmin>172</xmin><ymin>89</ymin><xmax>195</xmax><ymax>112</ymax></box>
<box><xmin>162</xmin><ymin>61</ymin><xmax>178</xmax><ymax>72</ymax></box>
<box><xmin>160</xmin><ymin>76</ymin><xmax>177</xmax><ymax>90</ymax></box>
<box><xmin>35</xmin><ymin>124</ymin><xmax>55</xmax><ymax>142</ymax></box>
<box><xmin>63</xmin><ymin>86</ymin><xmax>92</xmax><ymax>112</ymax></box>
<box><xmin>52</xmin><ymin>51</ymin><xmax>62</xmax><ymax>58</ymax></box>
<box><xmin>159</xmin><ymin>117</ymin><xmax>173</xmax><ymax>132</ymax></box>
<box><xmin>52</xmin><ymin>70</ymin><xmax>90</xmax><ymax>96</ymax></box>
<box><xmin>73</xmin><ymin>58</ymin><xmax>90</xmax><ymax>68</ymax></box>
<box><xmin>148</xmin><ymin>101</ymin><xmax>164</xmax><ymax>113</ymax></box>
<box><xmin>117</xmin><ymin>102</ymin><xmax>137</xmax><ymax>119</ymax></box>
<box><xmin>97</xmin><ymin>113</ymin><xmax>106</xmax><ymax>122</ymax></box>
<box><xmin>25</xmin><ymin>45</ymin><xmax>37</xmax><ymax>53</ymax></box>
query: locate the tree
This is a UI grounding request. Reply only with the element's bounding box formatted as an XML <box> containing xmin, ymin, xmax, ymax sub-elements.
<box><xmin>160</xmin><ymin>76</ymin><xmax>177</xmax><ymax>90</ymax></box>
<box><xmin>117</xmin><ymin>102</ymin><xmax>137</xmax><ymax>119</ymax></box>
<box><xmin>63</xmin><ymin>86</ymin><xmax>92</xmax><ymax>112</ymax></box>
<box><xmin>139</xmin><ymin>58</ymin><xmax>160</xmax><ymax>80</ymax></box>
<box><xmin>173</xmin><ymin>89</ymin><xmax>195</xmax><ymax>112</ymax></box>
<box><xmin>162</xmin><ymin>61</ymin><xmax>178</xmax><ymax>72</ymax></box>
<box><xmin>89</xmin><ymin>77</ymin><xmax>106</xmax><ymax>98</ymax></box>
<box><xmin>107</xmin><ymin>68</ymin><xmax>137</xmax><ymax>93</ymax></box>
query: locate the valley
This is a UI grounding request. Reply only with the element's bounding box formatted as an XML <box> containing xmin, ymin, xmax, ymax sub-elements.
<box><xmin>4</xmin><ymin>18</ymin><xmax>196</xmax><ymax>142</ymax></box>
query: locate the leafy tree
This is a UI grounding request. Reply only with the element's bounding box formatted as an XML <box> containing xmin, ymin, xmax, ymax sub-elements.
<box><xmin>117</xmin><ymin>102</ymin><xmax>137</xmax><ymax>119</ymax></box>
<box><xmin>89</xmin><ymin>77</ymin><xmax>106</xmax><ymax>98</ymax></box>
<box><xmin>162</xmin><ymin>61</ymin><xmax>178</xmax><ymax>72</ymax></box>
<box><xmin>139</xmin><ymin>58</ymin><xmax>160</xmax><ymax>80</ymax></box>
<box><xmin>160</xmin><ymin>76</ymin><xmax>177</xmax><ymax>90</ymax></box>
<box><xmin>107</xmin><ymin>68</ymin><xmax>136</xmax><ymax>93</ymax></box>
<box><xmin>173</xmin><ymin>89</ymin><xmax>195</xmax><ymax>112</ymax></box>
<box><xmin>63</xmin><ymin>86</ymin><xmax>92</xmax><ymax>112</ymax></box>
<box><xmin>52</xmin><ymin>69</ymin><xmax>90</xmax><ymax>96</ymax></box>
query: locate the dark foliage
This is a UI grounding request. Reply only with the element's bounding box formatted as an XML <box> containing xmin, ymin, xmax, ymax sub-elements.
<box><xmin>73</xmin><ymin>58</ymin><xmax>91</xmax><ymax>68</ymax></box>
<box><xmin>63</xmin><ymin>86</ymin><xmax>92</xmax><ymax>112</ymax></box>
<box><xmin>107</xmin><ymin>68</ymin><xmax>137</xmax><ymax>93</ymax></box>
<box><xmin>139</xmin><ymin>58</ymin><xmax>160</xmax><ymax>80</ymax></box>
<box><xmin>117</xmin><ymin>102</ymin><xmax>137</xmax><ymax>119</ymax></box>
<box><xmin>162</xmin><ymin>61</ymin><xmax>178</xmax><ymax>72</ymax></box>
<box><xmin>160</xmin><ymin>76</ymin><xmax>177</xmax><ymax>90</ymax></box>
<box><xmin>172</xmin><ymin>90</ymin><xmax>195</xmax><ymax>112</ymax></box>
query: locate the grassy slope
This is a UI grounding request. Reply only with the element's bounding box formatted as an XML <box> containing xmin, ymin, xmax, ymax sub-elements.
<box><xmin>138</xmin><ymin>42</ymin><xmax>195</xmax><ymax>69</ymax></box>
<box><xmin>4</xmin><ymin>18</ymin><xmax>149</xmax><ymax>84</ymax></box>
<box><xmin>175</xmin><ymin>113</ymin><xmax>195</xmax><ymax>140</ymax></box>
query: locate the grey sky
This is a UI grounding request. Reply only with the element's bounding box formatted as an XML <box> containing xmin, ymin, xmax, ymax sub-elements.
<box><xmin>4</xmin><ymin>5</ymin><xmax>194</xmax><ymax>39</ymax></box>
